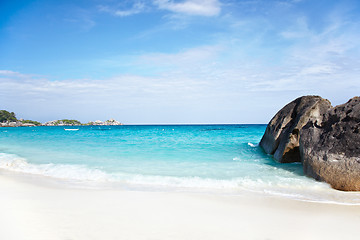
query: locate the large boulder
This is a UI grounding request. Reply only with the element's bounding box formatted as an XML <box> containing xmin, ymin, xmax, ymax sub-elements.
<box><xmin>260</xmin><ymin>95</ymin><xmax>360</xmax><ymax>191</ymax></box>
<box><xmin>300</xmin><ymin>97</ymin><xmax>360</xmax><ymax>191</ymax></box>
<box><xmin>259</xmin><ymin>96</ymin><xmax>331</xmax><ymax>163</ymax></box>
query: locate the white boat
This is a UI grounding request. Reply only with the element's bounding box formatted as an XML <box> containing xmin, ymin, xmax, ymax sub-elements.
<box><xmin>64</xmin><ymin>128</ymin><xmax>79</xmax><ymax>131</ymax></box>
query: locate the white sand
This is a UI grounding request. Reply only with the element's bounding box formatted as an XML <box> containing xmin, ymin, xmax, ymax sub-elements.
<box><xmin>1</xmin><ymin>172</ymin><xmax>360</xmax><ymax>240</ymax></box>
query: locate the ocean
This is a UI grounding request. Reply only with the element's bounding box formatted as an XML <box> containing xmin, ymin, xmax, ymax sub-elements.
<box><xmin>0</xmin><ymin>124</ymin><xmax>359</xmax><ymax>204</ymax></box>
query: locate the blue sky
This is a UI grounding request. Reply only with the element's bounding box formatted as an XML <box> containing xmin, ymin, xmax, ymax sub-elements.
<box><xmin>0</xmin><ymin>0</ymin><xmax>359</xmax><ymax>123</ymax></box>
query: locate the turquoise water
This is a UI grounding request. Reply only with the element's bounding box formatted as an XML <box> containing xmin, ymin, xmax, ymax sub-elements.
<box><xmin>0</xmin><ymin>125</ymin><xmax>359</xmax><ymax>203</ymax></box>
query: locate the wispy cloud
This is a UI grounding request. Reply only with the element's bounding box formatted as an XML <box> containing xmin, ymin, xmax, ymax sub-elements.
<box><xmin>136</xmin><ymin>45</ymin><xmax>222</xmax><ymax>69</ymax></box>
<box><xmin>98</xmin><ymin>2</ymin><xmax>146</xmax><ymax>17</ymax></box>
<box><xmin>2</xmin><ymin>24</ymin><xmax>359</xmax><ymax>123</ymax></box>
<box><xmin>0</xmin><ymin>70</ymin><xmax>29</xmax><ymax>78</ymax></box>
<box><xmin>2</xmin><ymin>0</ymin><xmax>359</xmax><ymax>123</ymax></box>
<box><xmin>0</xmin><ymin>69</ymin><xmax>219</xmax><ymax>122</ymax></box>
<box><xmin>98</xmin><ymin>0</ymin><xmax>221</xmax><ymax>18</ymax></box>
<box><xmin>64</xmin><ymin>1</ymin><xmax>360</xmax><ymax>109</ymax></box>
<box><xmin>153</xmin><ymin>0</ymin><xmax>221</xmax><ymax>17</ymax></box>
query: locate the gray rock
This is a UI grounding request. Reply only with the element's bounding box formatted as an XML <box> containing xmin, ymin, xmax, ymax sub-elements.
<box><xmin>260</xmin><ymin>95</ymin><xmax>360</xmax><ymax>191</ymax></box>
<box><xmin>259</xmin><ymin>96</ymin><xmax>331</xmax><ymax>163</ymax></box>
<box><xmin>300</xmin><ymin>97</ymin><xmax>360</xmax><ymax>191</ymax></box>
<box><xmin>104</xmin><ymin>118</ymin><xmax>123</xmax><ymax>125</ymax></box>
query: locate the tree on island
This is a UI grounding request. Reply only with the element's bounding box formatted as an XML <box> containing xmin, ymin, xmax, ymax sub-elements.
<box><xmin>0</xmin><ymin>110</ymin><xmax>41</xmax><ymax>126</ymax></box>
<box><xmin>20</xmin><ymin>119</ymin><xmax>42</xmax><ymax>126</ymax></box>
<box><xmin>0</xmin><ymin>110</ymin><xmax>17</xmax><ymax>122</ymax></box>
<box><xmin>54</xmin><ymin>119</ymin><xmax>82</xmax><ymax>125</ymax></box>
<box><xmin>0</xmin><ymin>110</ymin><xmax>123</xmax><ymax>127</ymax></box>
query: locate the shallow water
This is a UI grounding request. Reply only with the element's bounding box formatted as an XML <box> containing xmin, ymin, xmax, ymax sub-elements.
<box><xmin>0</xmin><ymin>125</ymin><xmax>359</xmax><ymax>204</ymax></box>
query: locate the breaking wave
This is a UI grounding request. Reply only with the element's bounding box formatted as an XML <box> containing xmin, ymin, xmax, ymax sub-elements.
<box><xmin>1</xmin><ymin>152</ymin><xmax>360</xmax><ymax>205</ymax></box>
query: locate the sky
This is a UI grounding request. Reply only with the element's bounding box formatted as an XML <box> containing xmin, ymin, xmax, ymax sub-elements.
<box><xmin>0</xmin><ymin>0</ymin><xmax>359</xmax><ymax>124</ymax></box>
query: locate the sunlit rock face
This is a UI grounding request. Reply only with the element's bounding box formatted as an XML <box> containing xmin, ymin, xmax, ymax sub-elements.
<box><xmin>300</xmin><ymin>97</ymin><xmax>360</xmax><ymax>191</ymax></box>
<box><xmin>260</xmin><ymin>96</ymin><xmax>360</xmax><ymax>191</ymax></box>
<box><xmin>260</xmin><ymin>96</ymin><xmax>331</xmax><ymax>163</ymax></box>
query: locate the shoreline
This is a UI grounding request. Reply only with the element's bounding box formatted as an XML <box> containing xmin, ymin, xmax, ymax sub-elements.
<box><xmin>1</xmin><ymin>171</ymin><xmax>360</xmax><ymax>240</ymax></box>
<box><xmin>1</xmin><ymin>162</ymin><xmax>360</xmax><ymax>206</ymax></box>
<box><xmin>0</xmin><ymin>123</ymin><xmax>267</xmax><ymax>127</ymax></box>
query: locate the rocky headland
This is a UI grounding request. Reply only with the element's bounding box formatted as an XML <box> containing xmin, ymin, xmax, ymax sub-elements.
<box><xmin>0</xmin><ymin>110</ymin><xmax>123</xmax><ymax>127</ymax></box>
<box><xmin>260</xmin><ymin>96</ymin><xmax>360</xmax><ymax>191</ymax></box>
<box><xmin>42</xmin><ymin>118</ymin><xmax>123</xmax><ymax>126</ymax></box>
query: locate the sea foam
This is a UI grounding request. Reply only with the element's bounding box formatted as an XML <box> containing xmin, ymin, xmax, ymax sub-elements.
<box><xmin>1</xmin><ymin>125</ymin><xmax>360</xmax><ymax>205</ymax></box>
<box><xmin>247</xmin><ymin>142</ymin><xmax>258</xmax><ymax>147</ymax></box>
<box><xmin>0</xmin><ymin>153</ymin><xmax>109</xmax><ymax>181</ymax></box>
<box><xmin>1</xmin><ymin>152</ymin><xmax>360</xmax><ymax>204</ymax></box>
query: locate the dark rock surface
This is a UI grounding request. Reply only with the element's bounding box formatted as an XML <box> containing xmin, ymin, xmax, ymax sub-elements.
<box><xmin>260</xmin><ymin>95</ymin><xmax>360</xmax><ymax>191</ymax></box>
<box><xmin>259</xmin><ymin>96</ymin><xmax>331</xmax><ymax>163</ymax></box>
<box><xmin>300</xmin><ymin>97</ymin><xmax>360</xmax><ymax>191</ymax></box>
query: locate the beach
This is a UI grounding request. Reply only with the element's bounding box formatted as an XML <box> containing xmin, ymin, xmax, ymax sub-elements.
<box><xmin>2</xmin><ymin>0</ymin><xmax>360</xmax><ymax>239</ymax></box>
<box><xmin>1</xmin><ymin>170</ymin><xmax>360</xmax><ymax>240</ymax></box>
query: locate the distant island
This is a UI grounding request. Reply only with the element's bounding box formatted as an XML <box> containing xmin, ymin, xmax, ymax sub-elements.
<box><xmin>0</xmin><ymin>110</ymin><xmax>123</xmax><ymax>127</ymax></box>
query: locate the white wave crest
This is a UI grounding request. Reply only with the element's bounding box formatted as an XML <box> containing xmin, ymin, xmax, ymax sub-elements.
<box><xmin>1</xmin><ymin>152</ymin><xmax>359</xmax><ymax>204</ymax></box>
<box><xmin>0</xmin><ymin>153</ymin><xmax>109</xmax><ymax>181</ymax></box>
<box><xmin>0</xmin><ymin>153</ymin><xmax>242</xmax><ymax>189</ymax></box>
<box><xmin>247</xmin><ymin>142</ymin><xmax>258</xmax><ymax>147</ymax></box>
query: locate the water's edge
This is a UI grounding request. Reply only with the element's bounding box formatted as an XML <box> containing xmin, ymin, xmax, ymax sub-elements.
<box><xmin>0</xmin><ymin>125</ymin><xmax>359</xmax><ymax>205</ymax></box>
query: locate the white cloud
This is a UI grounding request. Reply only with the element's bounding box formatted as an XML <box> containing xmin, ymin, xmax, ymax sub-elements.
<box><xmin>98</xmin><ymin>2</ymin><xmax>146</xmax><ymax>17</ymax></box>
<box><xmin>115</xmin><ymin>2</ymin><xmax>146</xmax><ymax>17</ymax></box>
<box><xmin>99</xmin><ymin>0</ymin><xmax>221</xmax><ymax>17</ymax></box>
<box><xmin>298</xmin><ymin>64</ymin><xmax>338</xmax><ymax>76</ymax></box>
<box><xmin>0</xmin><ymin>70</ymin><xmax>29</xmax><ymax>78</ymax></box>
<box><xmin>0</xmin><ymin>69</ymin><xmax>220</xmax><ymax>123</ymax></box>
<box><xmin>136</xmin><ymin>45</ymin><xmax>222</xmax><ymax>68</ymax></box>
<box><xmin>3</xmin><ymin>1</ymin><xmax>360</xmax><ymax>123</ymax></box>
<box><xmin>2</xmin><ymin>30</ymin><xmax>359</xmax><ymax>123</ymax></box>
<box><xmin>154</xmin><ymin>0</ymin><xmax>221</xmax><ymax>16</ymax></box>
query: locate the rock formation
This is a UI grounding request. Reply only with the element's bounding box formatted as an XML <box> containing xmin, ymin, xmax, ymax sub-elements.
<box><xmin>1</xmin><ymin>118</ymin><xmax>124</xmax><ymax>127</ymax></box>
<box><xmin>103</xmin><ymin>118</ymin><xmax>123</xmax><ymax>126</ymax></box>
<box><xmin>0</xmin><ymin>121</ymin><xmax>37</xmax><ymax>127</ymax></box>
<box><xmin>300</xmin><ymin>97</ymin><xmax>360</xmax><ymax>191</ymax></box>
<box><xmin>259</xmin><ymin>96</ymin><xmax>331</xmax><ymax>163</ymax></box>
<box><xmin>87</xmin><ymin>119</ymin><xmax>123</xmax><ymax>126</ymax></box>
<box><xmin>260</xmin><ymin>96</ymin><xmax>360</xmax><ymax>191</ymax></box>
